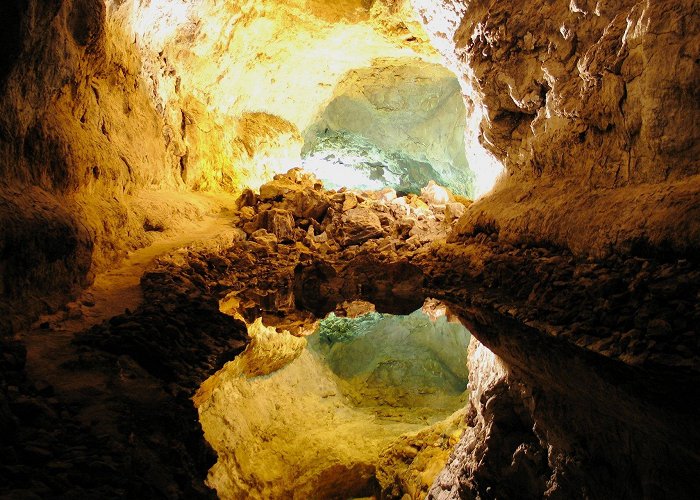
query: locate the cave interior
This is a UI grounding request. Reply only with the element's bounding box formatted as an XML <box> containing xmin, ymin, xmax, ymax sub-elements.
<box><xmin>0</xmin><ymin>0</ymin><xmax>699</xmax><ymax>499</ymax></box>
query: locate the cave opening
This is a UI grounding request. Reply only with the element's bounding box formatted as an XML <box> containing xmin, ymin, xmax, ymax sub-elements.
<box><xmin>196</xmin><ymin>299</ymin><xmax>471</xmax><ymax>499</ymax></box>
<box><xmin>300</xmin><ymin>58</ymin><xmax>475</xmax><ymax>198</ymax></box>
<box><xmin>112</xmin><ymin>0</ymin><xmax>498</xmax><ymax>199</ymax></box>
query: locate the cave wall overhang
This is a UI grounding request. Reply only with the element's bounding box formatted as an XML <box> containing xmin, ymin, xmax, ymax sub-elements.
<box><xmin>412</xmin><ymin>0</ymin><xmax>700</xmax><ymax>255</ymax></box>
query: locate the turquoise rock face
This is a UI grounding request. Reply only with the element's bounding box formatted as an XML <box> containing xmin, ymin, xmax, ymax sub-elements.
<box><xmin>301</xmin><ymin>58</ymin><xmax>476</xmax><ymax>197</ymax></box>
<box><xmin>311</xmin><ymin>308</ymin><xmax>471</xmax><ymax>411</ymax></box>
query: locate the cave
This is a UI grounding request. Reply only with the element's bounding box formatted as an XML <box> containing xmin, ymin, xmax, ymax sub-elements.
<box><xmin>1</xmin><ymin>1</ymin><xmax>699</xmax><ymax>499</ymax></box>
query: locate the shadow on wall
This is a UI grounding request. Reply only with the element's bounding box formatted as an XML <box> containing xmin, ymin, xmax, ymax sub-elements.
<box><xmin>0</xmin><ymin>1</ymin><xmax>25</xmax><ymax>86</ymax></box>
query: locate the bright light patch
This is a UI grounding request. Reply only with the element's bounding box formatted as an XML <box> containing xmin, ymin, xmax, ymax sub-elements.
<box><xmin>421</xmin><ymin>180</ymin><xmax>450</xmax><ymax>204</ymax></box>
<box><xmin>131</xmin><ymin>0</ymin><xmax>196</xmax><ymax>49</ymax></box>
<box><xmin>300</xmin><ymin>155</ymin><xmax>389</xmax><ymax>191</ymax></box>
<box><xmin>469</xmin><ymin>147</ymin><xmax>504</xmax><ymax>198</ymax></box>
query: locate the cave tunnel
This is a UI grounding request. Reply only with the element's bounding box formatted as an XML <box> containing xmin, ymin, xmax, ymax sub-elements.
<box><xmin>300</xmin><ymin>58</ymin><xmax>475</xmax><ymax>197</ymax></box>
<box><xmin>1</xmin><ymin>0</ymin><xmax>699</xmax><ymax>499</ymax></box>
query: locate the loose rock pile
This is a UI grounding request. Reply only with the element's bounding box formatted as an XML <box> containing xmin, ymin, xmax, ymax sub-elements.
<box><xmin>235</xmin><ymin>167</ymin><xmax>468</xmax><ymax>257</ymax></box>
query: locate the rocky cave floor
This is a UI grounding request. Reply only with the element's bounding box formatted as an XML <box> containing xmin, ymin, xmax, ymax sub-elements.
<box><xmin>1</xmin><ymin>169</ymin><xmax>699</xmax><ymax>498</ymax></box>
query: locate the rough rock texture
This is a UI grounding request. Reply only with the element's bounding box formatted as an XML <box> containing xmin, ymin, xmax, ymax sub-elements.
<box><xmin>377</xmin><ymin>408</ymin><xmax>466</xmax><ymax>499</ymax></box>
<box><xmin>230</xmin><ymin>170</ymin><xmax>700</xmax><ymax>498</ymax></box>
<box><xmin>0</xmin><ymin>249</ymin><xmax>248</xmax><ymax>498</ymax></box>
<box><xmin>413</xmin><ymin>0</ymin><xmax>700</xmax><ymax>253</ymax></box>
<box><xmin>0</xmin><ymin>0</ymin><xmax>241</xmax><ymax>328</ymax></box>
<box><xmin>334</xmin><ymin>207</ymin><xmax>386</xmax><ymax>246</ymax></box>
<box><xmin>415</xmin><ymin>237</ymin><xmax>700</xmax><ymax>499</ymax></box>
<box><xmin>428</xmin><ymin>338</ymin><xmax>549</xmax><ymax>499</ymax></box>
<box><xmin>398</xmin><ymin>2</ymin><xmax>700</xmax><ymax>495</ymax></box>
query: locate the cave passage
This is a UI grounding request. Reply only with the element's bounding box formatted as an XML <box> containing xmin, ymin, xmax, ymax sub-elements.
<box><xmin>300</xmin><ymin>58</ymin><xmax>475</xmax><ymax>197</ymax></box>
<box><xmin>195</xmin><ymin>303</ymin><xmax>470</xmax><ymax>499</ymax></box>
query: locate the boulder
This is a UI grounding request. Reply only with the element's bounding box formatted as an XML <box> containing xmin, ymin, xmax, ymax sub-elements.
<box><xmin>259</xmin><ymin>178</ymin><xmax>299</xmax><ymax>201</ymax></box>
<box><xmin>239</xmin><ymin>206</ymin><xmax>256</xmax><ymax>221</ymax></box>
<box><xmin>236</xmin><ymin>188</ymin><xmax>257</xmax><ymax>209</ymax></box>
<box><xmin>444</xmin><ymin>202</ymin><xmax>466</xmax><ymax>224</ymax></box>
<box><xmin>341</xmin><ymin>192</ymin><xmax>358</xmax><ymax>212</ymax></box>
<box><xmin>290</xmin><ymin>189</ymin><xmax>330</xmax><ymax>221</ymax></box>
<box><xmin>420</xmin><ymin>180</ymin><xmax>452</xmax><ymax>205</ymax></box>
<box><xmin>405</xmin><ymin>194</ymin><xmax>430</xmax><ymax>212</ymax></box>
<box><xmin>334</xmin><ymin>207</ymin><xmax>384</xmax><ymax>246</ymax></box>
<box><xmin>256</xmin><ymin>209</ymin><xmax>296</xmax><ymax>243</ymax></box>
<box><xmin>250</xmin><ymin>229</ymin><xmax>278</xmax><ymax>252</ymax></box>
<box><xmin>258</xmin><ymin>175</ymin><xmax>330</xmax><ymax>221</ymax></box>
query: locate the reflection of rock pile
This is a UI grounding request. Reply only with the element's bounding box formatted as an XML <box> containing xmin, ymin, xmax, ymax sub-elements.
<box><xmin>312</xmin><ymin>309</ymin><xmax>470</xmax><ymax>409</ymax></box>
<box><xmin>196</xmin><ymin>302</ymin><xmax>470</xmax><ymax>500</ymax></box>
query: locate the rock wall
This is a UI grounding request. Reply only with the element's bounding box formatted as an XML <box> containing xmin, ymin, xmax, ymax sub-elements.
<box><xmin>400</xmin><ymin>4</ymin><xmax>700</xmax><ymax>492</ymax></box>
<box><xmin>429</xmin><ymin>316</ymin><xmax>699</xmax><ymax>500</ymax></box>
<box><xmin>412</xmin><ymin>0</ymin><xmax>700</xmax><ymax>255</ymax></box>
<box><xmin>0</xmin><ymin>0</ymin><xmax>176</xmax><ymax>326</ymax></box>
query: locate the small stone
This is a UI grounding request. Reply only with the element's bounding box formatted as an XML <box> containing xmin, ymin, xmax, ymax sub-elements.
<box><xmin>646</xmin><ymin>319</ymin><xmax>672</xmax><ymax>337</ymax></box>
<box><xmin>256</xmin><ymin>209</ymin><xmax>296</xmax><ymax>243</ymax></box>
<box><xmin>333</xmin><ymin>207</ymin><xmax>384</xmax><ymax>246</ymax></box>
<box><xmin>420</xmin><ymin>180</ymin><xmax>451</xmax><ymax>205</ymax></box>
<box><xmin>341</xmin><ymin>192</ymin><xmax>358</xmax><ymax>212</ymax></box>
<box><xmin>236</xmin><ymin>187</ymin><xmax>257</xmax><ymax>209</ymax></box>
<box><xmin>239</xmin><ymin>206</ymin><xmax>255</xmax><ymax>221</ymax></box>
<box><xmin>251</xmin><ymin>229</ymin><xmax>278</xmax><ymax>252</ymax></box>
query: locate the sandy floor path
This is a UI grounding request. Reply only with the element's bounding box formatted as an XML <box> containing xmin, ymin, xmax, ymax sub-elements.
<box><xmin>20</xmin><ymin>194</ymin><xmax>237</xmax><ymax>419</ymax></box>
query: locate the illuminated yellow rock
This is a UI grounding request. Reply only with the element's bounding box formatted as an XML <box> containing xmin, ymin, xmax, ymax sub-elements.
<box><xmin>195</xmin><ymin>309</ymin><xmax>471</xmax><ymax>499</ymax></box>
<box><xmin>110</xmin><ymin>0</ymin><xmax>442</xmax><ymax>191</ymax></box>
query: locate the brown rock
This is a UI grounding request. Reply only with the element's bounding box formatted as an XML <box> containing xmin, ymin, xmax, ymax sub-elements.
<box><xmin>236</xmin><ymin>188</ymin><xmax>257</xmax><ymax>209</ymax></box>
<box><xmin>256</xmin><ymin>209</ymin><xmax>296</xmax><ymax>243</ymax></box>
<box><xmin>259</xmin><ymin>179</ymin><xmax>298</xmax><ymax>201</ymax></box>
<box><xmin>420</xmin><ymin>180</ymin><xmax>452</xmax><ymax>205</ymax></box>
<box><xmin>250</xmin><ymin>229</ymin><xmax>278</xmax><ymax>252</ymax></box>
<box><xmin>291</xmin><ymin>189</ymin><xmax>330</xmax><ymax>221</ymax></box>
<box><xmin>334</xmin><ymin>207</ymin><xmax>384</xmax><ymax>246</ymax></box>
<box><xmin>342</xmin><ymin>192</ymin><xmax>358</xmax><ymax>212</ymax></box>
<box><xmin>444</xmin><ymin>202</ymin><xmax>466</xmax><ymax>224</ymax></box>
